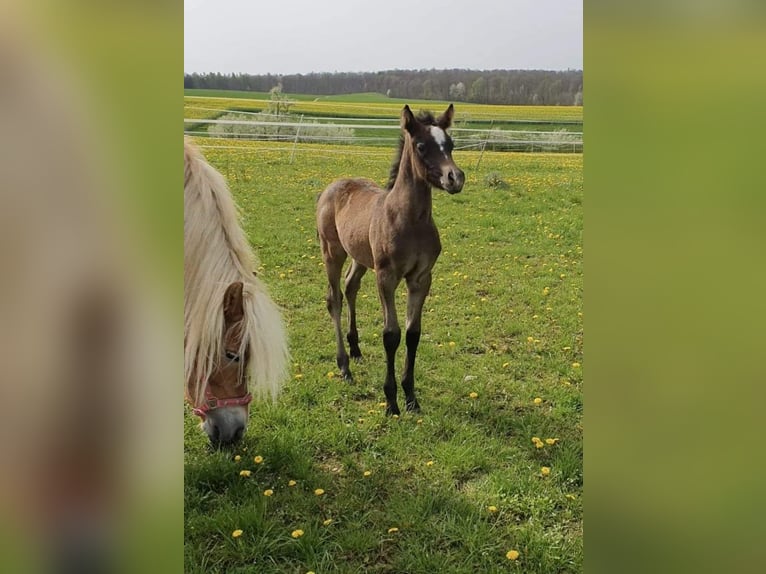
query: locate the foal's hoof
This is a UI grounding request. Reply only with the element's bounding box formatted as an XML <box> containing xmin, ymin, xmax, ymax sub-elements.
<box><xmin>405</xmin><ymin>400</ymin><xmax>421</xmax><ymax>413</ymax></box>
<box><xmin>341</xmin><ymin>371</ymin><xmax>354</xmax><ymax>383</ymax></box>
<box><xmin>385</xmin><ymin>404</ymin><xmax>401</xmax><ymax>417</ymax></box>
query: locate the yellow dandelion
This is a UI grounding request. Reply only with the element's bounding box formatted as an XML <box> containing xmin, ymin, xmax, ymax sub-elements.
<box><xmin>541</xmin><ymin>466</ymin><xmax>551</xmax><ymax>476</ymax></box>
<box><xmin>387</xmin><ymin>527</ymin><xmax>399</xmax><ymax>534</ymax></box>
<box><xmin>239</xmin><ymin>470</ymin><xmax>252</xmax><ymax>477</ymax></box>
<box><xmin>368</xmin><ymin>409</ymin><xmax>376</xmax><ymax>414</ymax></box>
<box><xmin>363</xmin><ymin>470</ymin><xmax>372</xmax><ymax>477</ymax></box>
<box><xmin>572</xmin><ymin>362</ymin><xmax>581</xmax><ymax>368</ymax></box>
<box><xmin>506</xmin><ymin>550</ymin><xmax>520</xmax><ymax>561</ymax></box>
<box><xmin>358</xmin><ymin>418</ymin><xmax>365</xmax><ymax>424</ymax></box>
<box><xmin>526</xmin><ymin>336</ymin><xmax>534</xmax><ymax>342</ymax></box>
<box><xmin>327</xmin><ymin>371</ymin><xmax>336</xmax><ymax>378</ymax></box>
<box><xmin>232</xmin><ymin>529</ymin><xmax>243</xmax><ymax>538</ymax></box>
<box><xmin>323</xmin><ymin>518</ymin><xmax>333</xmax><ymax>526</ymax></box>
<box><xmin>545</xmin><ymin>438</ymin><xmax>559</xmax><ymax>445</ymax></box>
<box><xmin>502</xmin><ymin>362</ymin><xmax>510</xmax><ymax>368</ymax></box>
<box><xmin>533</xmin><ymin>397</ymin><xmax>543</xmax><ymax>405</ymax></box>
<box><xmin>314</xmin><ymin>488</ymin><xmax>325</xmax><ymax>496</ymax></box>
<box><xmin>392</xmin><ymin>414</ymin><xmax>399</xmax><ymax>419</ymax></box>
<box><xmin>294</xmin><ymin>373</ymin><xmax>303</xmax><ymax>379</ymax></box>
<box><xmin>279</xmin><ymin>273</ymin><xmax>286</xmax><ymax>279</ymax></box>
<box><xmin>254</xmin><ymin>455</ymin><xmax>264</xmax><ymax>464</ymax></box>
<box><xmin>488</xmin><ymin>505</ymin><xmax>498</xmax><ymax>513</ymax></box>
<box><xmin>448</xmin><ymin>341</ymin><xmax>456</xmax><ymax>347</ymax></box>
<box><xmin>291</xmin><ymin>529</ymin><xmax>304</xmax><ymax>538</ymax></box>
<box><xmin>469</xmin><ymin>392</ymin><xmax>479</xmax><ymax>399</ymax></box>
<box><xmin>288</xmin><ymin>480</ymin><xmax>297</xmax><ymax>487</ymax></box>
<box><xmin>531</xmin><ymin>436</ymin><xmax>541</xmax><ymax>444</ymax></box>
<box><xmin>426</xmin><ymin>460</ymin><xmax>434</xmax><ymax>467</ymax></box>
<box><xmin>263</xmin><ymin>489</ymin><xmax>274</xmax><ymax>497</ymax></box>
<box><xmin>379</xmin><ymin>402</ymin><xmax>387</xmax><ymax>408</ymax></box>
<box><xmin>234</xmin><ymin>455</ymin><xmax>241</xmax><ymax>462</ymax></box>
<box><xmin>543</xmin><ymin>287</ymin><xmax>550</xmax><ymax>295</ymax></box>
<box><xmin>416</xmin><ymin>419</ymin><xmax>423</xmax><ymax>424</ymax></box>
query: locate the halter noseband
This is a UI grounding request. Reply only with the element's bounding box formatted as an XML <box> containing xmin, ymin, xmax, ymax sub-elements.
<box><xmin>192</xmin><ymin>386</ymin><xmax>252</xmax><ymax>420</ymax></box>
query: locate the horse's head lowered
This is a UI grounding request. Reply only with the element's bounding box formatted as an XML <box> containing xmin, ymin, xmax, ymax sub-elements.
<box><xmin>401</xmin><ymin>103</ymin><xmax>465</xmax><ymax>194</ymax></box>
<box><xmin>189</xmin><ymin>281</ymin><xmax>252</xmax><ymax>447</ymax></box>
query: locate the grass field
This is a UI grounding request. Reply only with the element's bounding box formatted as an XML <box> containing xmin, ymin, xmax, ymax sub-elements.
<box><xmin>184</xmin><ymin>91</ymin><xmax>583</xmax><ymax>125</ymax></box>
<box><xmin>184</xmin><ymin>138</ymin><xmax>583</xmax><ymax>573</ymax></box>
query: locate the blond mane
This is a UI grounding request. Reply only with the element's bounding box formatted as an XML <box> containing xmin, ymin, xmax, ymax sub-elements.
<box><xmin>184</xmin><ymin>138</ymin><xmax>287</xmax><ymax>407</ymax></box>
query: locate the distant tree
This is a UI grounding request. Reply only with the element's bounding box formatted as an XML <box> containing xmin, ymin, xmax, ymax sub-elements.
<box><xmin>266</xmin><ymin>83</ymin><xmax>293</xmax><ymax>115</ymax></box>
<box><xmin>449</xmin><ymin>81</ymin><xmax>466</xmax><ymax>100</ymax></box>
<box><xmin>574</xmin><ymin>90</ymin><xmax>583</xmax><ymax>106</ymax></box>
<box><xmin>469</xmin><ymin>76</ymin><xmax>487</xmax><ymax>103</ymax></box>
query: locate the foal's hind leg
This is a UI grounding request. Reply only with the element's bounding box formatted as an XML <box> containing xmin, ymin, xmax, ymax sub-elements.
<box><xmin>401</xmin><ymin>271</ymin><xmax>432</xmax><ymax>412</ymax></box>
<box><xmin>321</xmin><ymin>241</ymin><xmax>353</xmax><ymax>381</ymax></box>
<box><xmin>344</xmin><ymin>260</ymin><xmax>367</xmax><ymax>362</ymax></box>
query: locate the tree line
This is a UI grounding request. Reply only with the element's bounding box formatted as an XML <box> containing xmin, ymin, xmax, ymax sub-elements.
<box><xmin>184</xmin><ymin>69</ymin><xmax>583</xmax><ymax>106</ymax></box>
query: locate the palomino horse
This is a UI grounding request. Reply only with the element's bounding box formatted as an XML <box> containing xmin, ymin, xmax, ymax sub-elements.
<box><xmin>316</xmin><ymin>104</ymin><xmax>465</xmax><ymax>415</ymax></box>
<box><xmin>184</xmin><ymin>139</ymin><xmax>288</xmax><ymax>446</ymax></box>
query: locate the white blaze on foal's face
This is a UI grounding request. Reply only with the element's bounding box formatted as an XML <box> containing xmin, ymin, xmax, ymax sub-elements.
<box><xmin>429</xmin><ymin>125</ymin><xmax>448</xmax><ymax>157</ymax></box>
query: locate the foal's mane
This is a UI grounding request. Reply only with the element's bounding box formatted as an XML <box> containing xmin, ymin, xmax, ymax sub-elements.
<box><xmin>385</xmin><ymin>111</ymin><xmax>438</xmax><ymax>190</ymax></box>
<box><xmin>184</xmin><ymin>139</ymin><xmax>287</xmax><ymax>407</ymax></box>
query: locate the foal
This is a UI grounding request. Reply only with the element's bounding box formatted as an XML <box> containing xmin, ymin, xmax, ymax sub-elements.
<box><xmin>316</xmin><ymin>104</ymin><xmax>465</xmax><ymax>415</ymax></box>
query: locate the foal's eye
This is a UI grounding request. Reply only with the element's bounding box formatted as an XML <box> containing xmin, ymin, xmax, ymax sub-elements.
<box><xmin>225</xmin><ymin>351</ymin><xmax>240</xmax><ymax>362</ymax></box>
<box><xmin>416</xmin><ymin>142</ymin><xmax>426</xmax><ymax>155</ymax></box>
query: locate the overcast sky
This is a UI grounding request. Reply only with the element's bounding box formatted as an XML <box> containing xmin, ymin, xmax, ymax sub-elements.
<box><xmin>184</xmin><ymin>0</ymin><xmax>582</xmax><ymax>74</ymax></box>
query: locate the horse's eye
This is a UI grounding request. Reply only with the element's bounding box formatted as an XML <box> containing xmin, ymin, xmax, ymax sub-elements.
<box><xmin>225</xmin><ymin>351</ymin><xmax>240</xmax><ymax>362</ymax></box>
<box><xmin>416</xmin><ymin>142</ymin><xmax>426</xmax><ymax>155</ymax></box>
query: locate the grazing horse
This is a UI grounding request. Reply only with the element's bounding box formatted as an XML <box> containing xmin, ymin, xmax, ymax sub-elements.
<box><xmin>316</xmin><ymin>104</ymin><xmax>465</xmax><ymax>415</ymax></box>
<box><xmin>184</xmin><ymin>139</ymin><xmax>288</xmax><ymax>446</ymax></box>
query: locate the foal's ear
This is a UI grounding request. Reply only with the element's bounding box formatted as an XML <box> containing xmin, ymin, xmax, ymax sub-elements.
<box><xmin>437</xmin><ymin>104</ymin><xmax>455</xmax><ymax>130</ymax></box>
<box><xmin>223</xmin><ymin>281</ymin><xmax>245</xmax><ymax>323</ymax></box>
<box><xmin>401</xmin><ymin>105</ymin><xmax>416</xmax><ymax>134</ymax></box>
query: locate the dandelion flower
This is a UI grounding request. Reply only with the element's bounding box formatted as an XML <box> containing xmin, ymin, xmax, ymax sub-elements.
<box><xmin>263</xmin><ymin>489</ymin><xmax>274</xmax><ymax>497</ymax></box>
<box><xmin>291</xmin><ymin>529</ymin><xmax>304</xmax><ymax>539</ymax></box>
<box><xmin>234</xmin><ymin>455</ymin><xmax>241</xmax><ymax>462</ymax></box>
<box><xmin>526</xmin><ymin>336</ymin><xmax>534</xmax><ymax>343</ymax></box>
<box><xmin>448</xmin><ymin>341</ymin><xmax>456</xmax><ymax>347</ymax></box>
<box><xmin>392</xmin><ymin>414</ymin><xmax>399</xmax><ymax>419</ymax></box>
<box><xmin>488</xmin><ymin>505</ymin><xmax>498</xmax><ymax>513</ymax></box>
<box><xmin>533</xmin><ymin>397</ymin><xmax>543</xmax><ymax>405</ymax></box>
<box><xmin>469</xmin><ymin>392</ymin><xmax>478</xmax><ymax>399</ymax></box>
<box><xmin>288</xmin><ymin>480</ymin><xmax>297</xmax><ymax>487</ymax></box>
<box><xmin>314</xmin><ymin>488</ymin><xmax>325</xmax><ymax>496</ymax></box>
<box><xmin>294</xmin><ymin>374</ymin><xmax>303</xmax><ymax>379</ymax></box>
<box><xmin>387</xmin><ymin>527</ymin><xmax>399</xmax><ymax>534</ymax></box>
<box><xmin>363</xmin><ymin>470</ymin><xmax>372</xmax><ymax>477</ymax></box>
<box><xmin>545</xmin><ymin>438</ymin><xmax>559</xmax><ymax>445</ymax></box>
<box><xmin>239</xmin><ymin>470</ymin><xmax>252</xmax><ymax>477</ymax></box>
<box><xmin>541</xmin><ymin>467</ymin><xmax>551</xmax><ymax>476</ymax></box>
<box><xmin>327</xmin><ymin>371</ymin><xmax>336</xmax><ymax>378</ymax></box>
<box><xmin>232</xmin><ymin>529</ymin><xmax>243</xmax><ymax>538</ymax></box>
<box><xmin>416</xmin><ymin>419</ymin><xmax>423</xmax><ymax>424</ymax></box>
<box><xmin>572</xmin><ymin>362</ymin><xmax>581</xmax><ymax>368</ymax></box>
<box><xmin>502</xmin><ymin>362</ymin><xmax>510</xmax><ymax>368</ymax></box>
<box><xmin>426</xmin><ymin>460</ymin><xmax>434</xmax><ymax>467</ymax></box>
<box><xmin>323</xmin><ymin>518</ymin><xmax>333</xmax><ymax>526</ymax></box>
<box><xmin>506</xmin><ymin>550</ymin><xmax>520</xmax><ymax>561</ymax></box>
<box><xmin>254</xmin><ymin>456</ymin><xmax>264</xmax><ymax>464</ymax></box>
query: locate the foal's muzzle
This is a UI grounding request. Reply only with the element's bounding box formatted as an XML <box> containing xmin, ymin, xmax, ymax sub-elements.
<box><xmin>202</xmin><ymin>406</ymin><xmax>248</xmax><ymax>447</ymax></box>
<box><xmin>443</xmin><ymin>167</ymin><xmax>465</xmax><ymax>194</ymax></box>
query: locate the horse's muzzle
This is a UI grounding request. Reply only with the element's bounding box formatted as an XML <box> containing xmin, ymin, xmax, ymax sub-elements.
<box><xmin>444</xmin><ymin>167</ymin><xmax>465</xmax><ymax>194</ymax></box>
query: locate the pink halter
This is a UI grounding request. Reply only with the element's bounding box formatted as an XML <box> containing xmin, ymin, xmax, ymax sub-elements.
<box><xmin>192</xmin><ymin>386</ymin><xmax>252</xmax><ymax>420</ymax></box>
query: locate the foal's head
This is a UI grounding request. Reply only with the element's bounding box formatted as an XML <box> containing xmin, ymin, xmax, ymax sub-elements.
<box><xmin>398</xmin><ymin>104</ymin><xmax>465</xmax><ymax>194</ymax></box>
<box><xmin>190</xmin><ymin>281</ymin><xmax>252</xmax><ymax>447</ymax></box>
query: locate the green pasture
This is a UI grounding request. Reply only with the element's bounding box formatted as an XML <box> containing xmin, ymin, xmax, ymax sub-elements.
<box><xmin>184</xmin><ymin>138</ymin><xmax>583</xmax><ymax>573</ymax></box>
<box><xmin>183</xmin><ymin>91</ymin><xmax>583</xmax><ymax>131</ymax></box>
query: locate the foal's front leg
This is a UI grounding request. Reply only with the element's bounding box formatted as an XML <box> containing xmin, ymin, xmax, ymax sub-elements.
<box><xmin>376</xmin><ymin>268</ymin><xmax>401</xmax><ymax>416</ymax></box>
<box><xmin>401</xmin><ymin>272</ymin><xmax>432</xmax><ymax>412</ymax></box>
